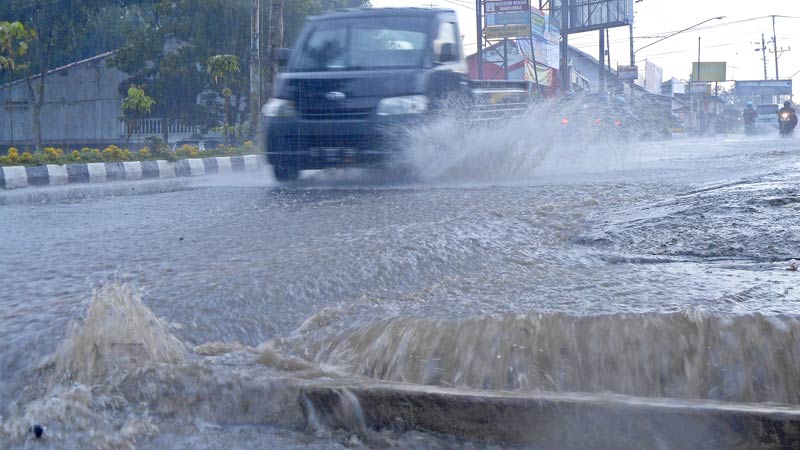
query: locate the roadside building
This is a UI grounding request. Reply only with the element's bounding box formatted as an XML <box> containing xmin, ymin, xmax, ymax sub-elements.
<box><xmin>0</xmin><ymin>52</ymin><xmax>127</xmax><ymax>149</ymax></box>
<box><xmin>0</xmin><ymin>52</ymin><xmax>215</xmax><ymax>150</ymax></box>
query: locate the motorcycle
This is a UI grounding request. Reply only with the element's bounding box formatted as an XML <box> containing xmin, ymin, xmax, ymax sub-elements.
<box><xmin>744</xmin><ymin>120</ymin><xmax>755</xmax><ymax>135</ymax></box>
<box><xmin>779</xmin><ymin>111</ymin><xmax>797</xmax><ymax>137</ymax></box>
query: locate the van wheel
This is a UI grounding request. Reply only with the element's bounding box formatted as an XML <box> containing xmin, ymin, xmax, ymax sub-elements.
<box><xmin>273</xmin><ymin>163</ymin><xmax>300</xmax><ymax>182</ymax></box>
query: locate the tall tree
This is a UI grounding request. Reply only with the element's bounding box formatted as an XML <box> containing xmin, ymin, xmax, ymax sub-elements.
<box><xmin>206</xmin><ymin>54</ymin><xmax>240</xmax><ymax>143</ymax></box>
<box><xmin>1</xmin><ymin>0</ymin><xmax>110</xmax><ymax>150</ymax></box>
<box><xmin>111</xmin><ymin>0</ymin><xmax>251</xmax><ymax>143</ymax></box>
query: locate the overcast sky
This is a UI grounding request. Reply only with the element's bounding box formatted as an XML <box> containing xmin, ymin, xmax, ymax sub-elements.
<box><xmin>370</xmin><ymin>0</ymin><xmax>800</xmax><ymax>90</ymax></box>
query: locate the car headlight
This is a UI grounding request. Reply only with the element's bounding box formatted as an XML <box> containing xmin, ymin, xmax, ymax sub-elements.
<box><xmin>376</xmin><ymin>95</ymin><xmax>429</xmax><ymax>116</ymax></box>
<box><xmin>262</xmin><ymin>98</ymin><xmax>296</xmax><ymax>117</ymax></box>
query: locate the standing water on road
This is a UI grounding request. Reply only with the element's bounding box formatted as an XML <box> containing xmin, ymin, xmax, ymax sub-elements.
<box><xmin>2</xmin><ymin>102</ymin><xmax>800</xmax><ymax>448</ymax></box>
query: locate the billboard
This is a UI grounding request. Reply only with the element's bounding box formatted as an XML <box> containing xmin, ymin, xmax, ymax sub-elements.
<box><xmin>486</xmin><ymin>11</ymin><xmax>530</xmax><ymax>26</ymax></box>
<box><xmin>519</xmin><ymin>36</ymin><xmax>560</xmax><ymax>68</ymax></box>
<box><xmin>617</xmin><ymin>65</ymin><xmax>638</xmax><ymax>81</ymax></box>
<box><xmin>485</xmin><ymin>24</ymin><xmax>532</xmax><ymax>39</ymax></box>
<box><xmin>644</xmin><ymin>61</ymin><xmax>663</xmax><ymax>94</ymax></box>
<box><xmin>688</xmin><ymin>82</ymin><xmax>709</xmax><ymax>94</ymax></box>
<box><xmin>691</xmin><ymin>62</ymin><xmax>726</xmax><ymax>82</ymax></box>
<box><xmin>734</xmin><ymin>80</ymin><xmax>793</xmax><ymax>97</ymax></box>
<box><xmin>485</xmin><ymin>0</ymin><xmax>529</xmax><ymax>13</ymax></box>
<box><xmin>550</xmin><ymin>0</ymin><xmax>633</xmax><ymax>34</ymax></box>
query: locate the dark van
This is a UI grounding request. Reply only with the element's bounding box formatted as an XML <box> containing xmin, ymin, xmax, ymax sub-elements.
<box><xmin>262</xmin><ymin>8</ymin><xmax>469</xmax><ymax>181</ymax></box>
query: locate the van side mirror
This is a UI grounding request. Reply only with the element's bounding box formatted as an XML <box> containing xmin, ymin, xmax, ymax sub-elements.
<box><xmin>440</xmin><ymin>43</ymin><xmax>458</xmax><ymax>63</ymax></box>
<box><xmin>277</xmin><ymin>48</ymin><xmax>291</xmax><ymax>68</ymax></box>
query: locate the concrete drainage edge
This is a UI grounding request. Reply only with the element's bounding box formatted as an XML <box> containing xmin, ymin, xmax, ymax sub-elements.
<box><xmin>0</xmin><ymin>154</ymin><xmax>267</xmax><ymax>189</ymax></box>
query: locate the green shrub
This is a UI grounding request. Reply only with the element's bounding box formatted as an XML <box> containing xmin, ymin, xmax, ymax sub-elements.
<box><xmin>0</xmin><ymin>142</ymin><xmax>258</xmax><ymax>166</ymax></box>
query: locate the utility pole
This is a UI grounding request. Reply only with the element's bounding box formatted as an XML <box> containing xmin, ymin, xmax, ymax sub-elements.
<box><xmin>755</xmin><ymin>33</ymin><xmax>768</xmax><ymax>80</ymax></box>
<box><xmin>599</xmin><ymin>28</ymin><xmax>605</xmax><ymax>93</ymax></box>
<box><xmin>629</xmin><ymin>24</ymin><xmax>634</xmax><ymax>67</ymax></box>
<box><xmin>476</xmin><ymin>0</ymin><xmax>483</xmax><ymax>80</ymax></box>
<box><xmin>559</xmin><ymin>0</ymin><xmax>570</xmax><ymax>91</ymax></box>
<box><xmin>769</xmin><ymin>15</ymin><xmax>791</xmax><ymax>79</ymax></box>
<box><xmin>264</xmin><ymin>0</ymin><xmax>284</xmax><ymax>105</ymax></box>
<box><xmin>606</xmin><ymin>28</ymin><xmax>611</xmax><ymax>79</ymax></box>
<box><xmin>696</xmin><ymin>36</ymin><xmax>701</xmax><ymax>81</ymax></box>
<box><xmin>772</xmin><ymin>16</ymin><xmax>779</xmax><ymax>79</ymax></box>
<box><xmin>250</xmin><ymin>0</ymin><xmax>261</xmax><ymax>140</ymax></box>
<box><xmin>696</xmin><ymin>37</ymin><xmax>702</xmax><ymax>134</ymax></box>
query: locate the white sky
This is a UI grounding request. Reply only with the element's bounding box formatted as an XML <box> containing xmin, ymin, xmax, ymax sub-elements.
<box><xmin>370</xmin><ymin>0</ymin><xmax>800</xmax><ymax>91</ymax></box>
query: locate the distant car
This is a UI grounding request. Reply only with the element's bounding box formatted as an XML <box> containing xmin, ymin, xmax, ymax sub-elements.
<box><xmin>755</xmin><ymin>104</ymin><xmax>779</xmax><ymax>128</ymax></box>
<box><xmin>170</xmin><ymin>139</ymin><xmax>223</xmax><ymax>152</ymax></box>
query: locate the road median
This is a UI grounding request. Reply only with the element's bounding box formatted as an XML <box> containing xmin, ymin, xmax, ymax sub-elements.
<box><xmin>0</xmin><ymin>155</ymin><xmax>265</xmax><ymax>189</ymax></box>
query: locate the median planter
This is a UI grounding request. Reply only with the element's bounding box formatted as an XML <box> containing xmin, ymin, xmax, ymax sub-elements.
<box><xmin>0</xmin><ymin>155</ymin><xmax>265</xmax><ymax>189</ymax></box>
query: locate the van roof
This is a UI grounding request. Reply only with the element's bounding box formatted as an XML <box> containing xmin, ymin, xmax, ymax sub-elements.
<box><xmin>308</xmin><ymin>7</ymin><xmax>455</xmax><ymax>21</ymax></box>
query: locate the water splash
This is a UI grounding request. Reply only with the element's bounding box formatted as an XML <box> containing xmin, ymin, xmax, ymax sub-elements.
<box><xmin>305</xmin><ymin>309</ymin><xmax>800</xmax><ymax>404</ymax></box>
<box><xmin>1</xmin><ymin>284</ymin><xmax>180</xmax><ymax>447</ymax></box>
<box><xmin>395</xmin><ymin>94</ymin><xmax>640</xmax><ymax>183</ymax></box>
<box><xmin>0</xmin><ymin>284</ymin><xmax>301</xmax><ymax>448</ymax></box>
<box><xmin>53</xmin><ymin>283</ymin><xmax>185</xmax><ymax>383</ymax></box>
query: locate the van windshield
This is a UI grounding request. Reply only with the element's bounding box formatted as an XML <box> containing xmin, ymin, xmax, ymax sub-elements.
<box><xmin>756</xmin><ymin>105</ymin><xmax>778</xmax><ymax>114</ymax></box>
<box><xmin>292</xmin><ymin>17</ymin><xmax>430</xmax><ymax>71</ymax></box>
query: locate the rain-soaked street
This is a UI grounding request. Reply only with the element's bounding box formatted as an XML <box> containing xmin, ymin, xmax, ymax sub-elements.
<box><xmin>3</xmin><ymin>130</ymin><xmax>800</xmax><ymax>448</ymax></box>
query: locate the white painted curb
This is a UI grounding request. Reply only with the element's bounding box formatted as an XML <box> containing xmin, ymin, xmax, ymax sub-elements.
<box><xmin>122</xmin><ymin>161</ymin><xmax>143</xmax><ymax>180</ymax></box>
<box><xmin>86</xmin><ymin>163</ymin><xmax>107</xmax><ymax>183</ymax></box>
<box><xmin>46</xmin><ymin>164</ymin><xmax>69</xmax><ymax>185</ymax></box>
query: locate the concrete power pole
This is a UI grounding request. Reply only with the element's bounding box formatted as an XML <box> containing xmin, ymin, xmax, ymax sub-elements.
<box><xmin>250</xmin><ymin>0</ymin><xmax>261</xmax><ymax>140</ymax></box>
<box><xmin>759</xmin><ymin>34</ymin><xmax>768</xmax><ymax>80</ymax></box>
<box><xmin>772</xmin><ymin>16</ymin><xmax>779</xmax><ymax>79</ymax></box>
<box><xmin>264</xmin><ymin>0</ymin><xmax>284</xmax><ymax>110</ymax></box>
<box><xmin>769</xmin><ymin>16</ymin><xmax>791</xmax><ymax>80</ymax></box>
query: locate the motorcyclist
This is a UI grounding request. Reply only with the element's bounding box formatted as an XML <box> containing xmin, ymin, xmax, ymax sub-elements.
<box><xmin>778</xmin><ymin>100</ymin><xmax>798</xmax><ymax>132</ymax></box>
<box><xmin>742</xmin><ymin>101</ymin><xmax>757</xmax><ymax>134</ymax></box>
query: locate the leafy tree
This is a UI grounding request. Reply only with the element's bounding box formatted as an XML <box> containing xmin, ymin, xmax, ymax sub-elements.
<box><xmin>121</xmin><ymin>84</ymin><xmax>155</xmax><ymax>145</ymax></box>
<box><xmin>206</xmin><ymin>54</ymin><xmax>240</xmax><ymax>143</ymax></box>
<box><xmin>111</xmin><ymin>0</ymin><xmax>251</xmax><ymax>142</ymax></box>
<box><xmin>0</xmin><ymin>21</ymin><xmax>36</xmax><ymax>75</ymax></box>
<box><xmin>1</xmin><ymin>0</ymin><xmax>114</xmax><ymax>150</ymax></box>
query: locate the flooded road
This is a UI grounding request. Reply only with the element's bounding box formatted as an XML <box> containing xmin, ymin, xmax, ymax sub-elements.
<box><xmin>2</xmin><ymin>132</ymin><xmax>800</xmax><ymax>448</ymax></box>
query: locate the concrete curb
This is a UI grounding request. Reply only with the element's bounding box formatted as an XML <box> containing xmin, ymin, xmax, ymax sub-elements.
<box><xmin>0</xmin><ymin>154</ymin><xmax>266</xmax><ymax>189</ymax></box>
<box><xmin>300</xmin><ymin>382</ymin><xmax>800</xmax><ymax>449</ymax></box>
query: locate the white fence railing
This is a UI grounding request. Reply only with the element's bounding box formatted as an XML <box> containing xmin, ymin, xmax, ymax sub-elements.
<box><xmin>124</xmin><ymin>118</ymin><xmax>201</xmax><ymax>137</ymax></box>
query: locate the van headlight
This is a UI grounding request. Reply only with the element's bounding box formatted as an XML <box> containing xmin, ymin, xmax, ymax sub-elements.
<box><xmin>262</xmin><ymin>98</ymin><xmax>296</xmax><ymax>117</ymax></box>
<box><xmin>376</xmin><ymin>95</ymin><xmax>429</xmax><ymax>116</ymax></box>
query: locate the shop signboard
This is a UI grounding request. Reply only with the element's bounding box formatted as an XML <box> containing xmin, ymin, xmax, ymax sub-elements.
<box><xmin>484</xmin><ymin>0</ymin><xmax>529</xmax><ymax>14</ymax></box>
